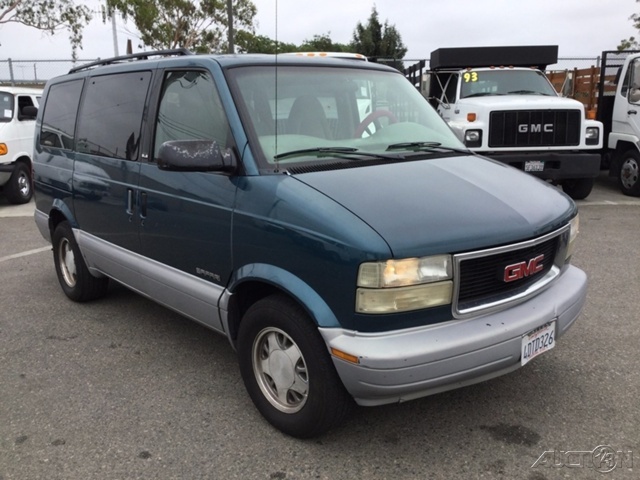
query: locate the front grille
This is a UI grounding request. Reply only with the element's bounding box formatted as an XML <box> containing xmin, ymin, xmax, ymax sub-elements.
<box><xmin>489</xmin><ymin>110</ymin><xmax>581</xmax><ymax>148</ymax></box>
<box><xmin>453</xmin><ymin>227</ymin><xmax>569</xmax><ymax>317</ymax></box>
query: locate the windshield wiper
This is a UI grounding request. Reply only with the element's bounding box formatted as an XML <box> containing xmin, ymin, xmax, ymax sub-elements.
<box><xmin>463</xmin><ymin>92</ymin><xmax>504</xmax><ymax>98</ymax></box>
<box><xmin>273</xmin><ymin>146</ymin><xmax>396</xmax><ymax>161</ymax></box>
<box><xmin>507</xmin><ymin>90</ymin><xmax>550</xmax><ymax>95</ymax></box>
<box><xmin>386</xmin><ymin>142</ymin><xmax>470</xmax><ymax>154</ymax></box>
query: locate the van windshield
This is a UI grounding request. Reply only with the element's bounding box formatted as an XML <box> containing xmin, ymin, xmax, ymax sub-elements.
<box><xmin>227</xmin><ymin>66</ymin><xmax>464</xmax><ymax>170</ymax></box>
<box><xmin>0</xmin><ymin>92</ymin><xmax>14</xmax><ymax>122</ymax></box>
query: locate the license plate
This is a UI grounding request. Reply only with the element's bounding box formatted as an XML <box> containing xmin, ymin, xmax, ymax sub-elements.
<box><xmin>524</xmin><ymin>160</ymin><xmax>545</xmax><ymax>172</ymax></box>
<box><xmin>521</xmin><ymin>321</ymin><xmax>556</xmax><ymax>366</ymax></box>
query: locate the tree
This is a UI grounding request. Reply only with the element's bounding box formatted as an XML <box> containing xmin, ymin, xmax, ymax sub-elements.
<box><xmin>619</xmin><ymin>1</ymin><xmax>640</xmax><ymax>50</ymax></box>
<box><xmin>300</xmin><ymin>33</ymin><xmax>349</xmax><ymax>52</ymax></box>
<box><xmin>351</xmin><ymin>7</ymin><xmax>407</xmax><ymax>69</ymax></box>
<box><xmin>0</xmin><ymin>0</ymin><xmax>92</xmax><ymax>59</ymax></box>
<box><xmin>106</xmin><ymin>0</ymin><xmax>257</xmax><ymax>53</ymax></box>
<box><xmin>235</xmin><ymin>31</ymin><xmax>297</xmax><ymax>54</ymax></box>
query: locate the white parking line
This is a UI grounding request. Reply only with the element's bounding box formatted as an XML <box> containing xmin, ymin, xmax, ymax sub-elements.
<box><xmin>0</xmin><ymin>246</ymin><xmax>51</xmax><ymax>263</ymax></box>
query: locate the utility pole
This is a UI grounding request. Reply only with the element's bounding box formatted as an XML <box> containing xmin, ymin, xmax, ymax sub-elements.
<box><xmin>112</xmin><ymin>12</ymin><xmax>119</xmax><ymax>56</ymax></box>
<box><xmin>227</xmin><ymin>0</ymin><xmax>234</xmax><ymax>53</ymax></box>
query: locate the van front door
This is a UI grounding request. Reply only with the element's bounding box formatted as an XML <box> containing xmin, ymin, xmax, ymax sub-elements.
<box><xmin>138</xmin><ymin>69</ymin><xmax>236</xmax><ymax>331</ymax></box>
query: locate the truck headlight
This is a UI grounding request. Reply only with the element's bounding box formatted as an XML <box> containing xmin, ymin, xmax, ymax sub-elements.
<box><xmin>565</xmin><ymin>214</ymin><xmax>579</xmax><ymax>261</ymax></box>
<box><xmin>356</xmin><ymin>255</ymin><xmax>453</xmax><ymax>313</ymax></box>
<box><xmin>464</xmin><ymin>130</ymin><xmax>482</xmax><ymax>148</ymax></box>
<box><xmin>585</xmin><ymin>127</ymin><xmax>599</xmax><ymax>145</ymax></box>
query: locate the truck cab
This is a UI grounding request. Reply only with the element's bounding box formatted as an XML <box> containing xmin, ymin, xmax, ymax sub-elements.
<box><xmin>417</xmin><ymin>46</ymin><xmax>603</xmax><ymax>200</ymax></box>
<box><xmin>597</xmin><ymin>50</ymin><xmax>640</xmax><ymax>196</ymax></box>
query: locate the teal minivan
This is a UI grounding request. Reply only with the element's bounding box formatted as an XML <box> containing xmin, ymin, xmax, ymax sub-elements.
<box><xmin>33</xmin><ymin>50</ymin><xmax>586</xmax><ymax>438</ymax></box>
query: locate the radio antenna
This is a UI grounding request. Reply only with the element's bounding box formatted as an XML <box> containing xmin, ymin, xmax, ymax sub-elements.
<box><xmin>274</xmin><ymin>0</ymin><xmax>279</xmax><ymax>159</ymax></box>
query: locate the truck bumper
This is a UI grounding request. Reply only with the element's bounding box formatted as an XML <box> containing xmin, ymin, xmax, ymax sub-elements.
<box><xmin>484</xmin><ymin>152</ymin><xmax>601</xmax><ymax>180</ymax></box>
<box><xmin>320</xmin><ymin>265</ymin><xmax>586</xmax><ymax>406</ymax></box>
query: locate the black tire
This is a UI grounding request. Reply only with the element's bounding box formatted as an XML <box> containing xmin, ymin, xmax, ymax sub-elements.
<box><xmin>4</xmin><ymin>162</ymin><xmax>33</xmax><ymax>204</ymax></box>
<box><xmin>561</xmin><ymin>178</ymin><xmax>594</xmax><ymax>200</ymax></box>
<box><xmin>237</xmin><ymin>294</ymin><xmax>353</xmax><ymax>438</ymax></box>
<box><xmin>618</xmin><ymin>149</ymin><xmax>640</xmax><ymax>197</ymax></box>
<box><xmin>52</xmin><ymin>222</ymin><xmax>109</xmax><ymax>302</ymax></box>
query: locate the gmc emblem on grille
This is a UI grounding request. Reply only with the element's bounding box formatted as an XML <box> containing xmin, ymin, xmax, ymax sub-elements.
<box><xmin>503</xmin><ymin>254</ymin><xmax>545</xmax><ymax>282</ymax></box>
<box><xmin>518</xmin><ymin>124</ymin><xmax>553</xmax><ymax>133</ymax></box>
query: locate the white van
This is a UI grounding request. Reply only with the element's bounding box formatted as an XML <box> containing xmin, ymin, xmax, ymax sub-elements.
<box><xmin>0</xmin><ymin>86</ymin><xmax>41</xmax><ymax>204</ymax></box>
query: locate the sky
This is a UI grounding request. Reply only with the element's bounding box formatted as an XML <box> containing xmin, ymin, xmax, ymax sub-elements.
<box><xmin>0</xmin><ymin>0</ymin><xmax>637</xmax><ymax>64</ymax></box>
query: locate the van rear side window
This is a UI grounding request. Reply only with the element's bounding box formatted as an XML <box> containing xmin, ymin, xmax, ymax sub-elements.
<box><xmin>76</xmin><ymin>71</ymin><xmax>152</xmax><ymax>161</ymax></box>
<box><xmin>40</xmin><ymin>80</ymin><xmax>84</xmax><ymax>149</ymax></box>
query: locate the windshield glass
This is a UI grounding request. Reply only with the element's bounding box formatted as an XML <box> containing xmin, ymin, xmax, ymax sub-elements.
<box><xmin>459</xmin><ymin>69</ymin><xmax>558</xmax><ymax>98</ymax></box>
<box><xmin>0</xmin><ymin>92</ymin><xmax>14</xmax><ymax>123</ymax></box>
<box><xmin>228</xmin><ymin>65</ymin><xmax>464</xmax><ymax>170</ymax></box>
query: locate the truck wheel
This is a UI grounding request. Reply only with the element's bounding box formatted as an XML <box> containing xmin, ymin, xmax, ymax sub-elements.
<box><xmin>4</xmin><ymin>162</ymin><xmax>33</xmax><ymax>204</ymax></box>
<box><xmin>237</xmin><ymin>294</ymin><xmax>353</xmax><ymax>438</ymax></box>
<box><xmin>52</xmin><ymin>222</ymin><xmax>109</xmax><ymax>302</ymax></box>
<box><xmin>618</xmin><ymin>150</ymin><xmax>640</xmax><ymax>196</ymax></box>
<box><xmin>561</xmin><ymin>178</ymin><xmax>594</xmax><ymax>200</ymax></box>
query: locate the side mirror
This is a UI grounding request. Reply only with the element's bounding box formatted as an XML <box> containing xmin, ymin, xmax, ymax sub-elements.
<box><xmin>19</xmin><ymin>105</ymin><xmax>38</xmax><ymax>120</ymax></box>
<box><xmin>156</xmin><ymin>140</ymin><xmax>236</xmax><ymax>172</ymax></box>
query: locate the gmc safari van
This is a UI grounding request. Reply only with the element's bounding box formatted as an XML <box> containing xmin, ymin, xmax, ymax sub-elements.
<box><xmin>0</xmin><ymin>86</ymin><xmax>40</xmax><ymax>204</ymax></box>
<box><xmin>33</xmin><ymin>50</ymin><xmax>586</xmax><ymax>438</ymax></box>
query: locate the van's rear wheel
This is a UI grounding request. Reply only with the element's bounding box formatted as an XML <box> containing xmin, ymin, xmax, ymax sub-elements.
<box><xmin>237</xmin><ymin>294</ymin><xmax>352</xmax><ymax>438</ymax></box>
<box><xmin>4</xmin><ymin>162</ymin><xmax>32</xmax><ymax>204</ymax></box>
<box><xmin>618</xmin><ymin>149</ymin><xmax>640</xmax><ymax>196</ymax></box>
<box><xmin>52</xmin><ymin>222</ymin><xmax>109</xmax><ymax>302</ymax></box>
<box><xmin>561</xmin><ymin>178</ymin><xmax>594</xmax><ymax>200</ymax></box>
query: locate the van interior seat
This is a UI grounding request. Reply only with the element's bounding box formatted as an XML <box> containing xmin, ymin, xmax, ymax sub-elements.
<box><xmin>287</xmin><ymin>96</ymin><xmax>331</xmax><ymax>139</ymax></box>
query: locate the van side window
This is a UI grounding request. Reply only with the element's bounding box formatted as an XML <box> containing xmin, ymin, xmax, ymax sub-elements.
<box><xmin>76</xmin><ymin>71</ymin><xmax>152</xmax><ymax>160</ymax></box>
<box><xmin>17</xmin><ymin>96</ymin><xmax>36</xmax><ymax>121</ymax></box>
<box><xmin>0</xmin><ymin>92</ymin><xmax>15</xmax><ymax>123</ymax></box>
<box><xmin>154</xmin><ymin>70</ymin><xmax>230</xmax><ymax>158</ymax></box>
<box><xmin>40</xmin><ymin>79</ymin><xmax>83</xmax><ymax>149</ymax></box>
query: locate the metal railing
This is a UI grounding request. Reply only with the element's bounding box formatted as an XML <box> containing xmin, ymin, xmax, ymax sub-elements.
<box><xmin>1</xmin><ymin>56</ymin><xmax>601</xmax><ymax>87</ymax></box>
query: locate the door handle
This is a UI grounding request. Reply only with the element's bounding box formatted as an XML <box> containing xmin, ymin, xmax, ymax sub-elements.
<box><xmin>140</xmin><ymin>192</ymin><xmax>147</xmax><ymax>219</ymax></box>
<box><xmin>629</xmin><ymin>110</ymin><xmax>638</xmax><ymax>115</ymax></box>
<box><xmin>126</xmin><ymin>188</ymin><xmax>135</xmax><ymax>216</ymax></box>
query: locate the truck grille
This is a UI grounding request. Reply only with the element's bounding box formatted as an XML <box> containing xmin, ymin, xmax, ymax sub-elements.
<box><xmin>453</xmin><ymin>226</ymin><xmax>569</xmax><ymax>317</ymax></box>
<box><xmin>488</xmin><ymin>110</ymin><xmax>581</xmax><ymax>148</ymax></box>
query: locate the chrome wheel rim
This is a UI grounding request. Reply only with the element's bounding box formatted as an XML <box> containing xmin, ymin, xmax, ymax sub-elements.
<box><xmin>252</xmin><ymin>327</ymin><xmax>309</xmax><ymax>413</ymax></box>
<box><xmin>621</xmin><ymin>157</ymin><xmax>639</xmax><ymax>190</ymax></box>
<box><xmin>58</xmin><ymin>238</ymin><xmax>77</xmax><ymax>287</ymax></box>
<box><xmin>17</xmin><ymin>171</ymin><xmax>30</xmax><ymax>198</ymax></box>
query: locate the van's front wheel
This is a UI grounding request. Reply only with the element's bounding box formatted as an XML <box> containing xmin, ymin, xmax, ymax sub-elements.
<box><xmin>237</xmin><ymin>294</ymin><xmax>352</xmax><ymax>438</ymax></box>
<box><xmin>4</xmin><ymin>162</ymin><xmax>32</xmax><ymax>204</ymax></box>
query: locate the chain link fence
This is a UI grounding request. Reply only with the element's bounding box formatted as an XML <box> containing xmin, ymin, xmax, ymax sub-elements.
<box><xmin>0</xmin><ymin>59</ymin><xmax>98</xmax><ymax>87</ymax></box>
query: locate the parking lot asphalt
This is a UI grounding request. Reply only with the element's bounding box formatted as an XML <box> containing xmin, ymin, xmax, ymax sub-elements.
<box><xmin>1</xmin><ymin>172</ymin><xmax>639</xmax><ymax>480</ymax></box>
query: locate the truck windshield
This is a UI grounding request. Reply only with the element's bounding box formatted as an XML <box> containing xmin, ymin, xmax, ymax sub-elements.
<box><xmin>227</xmin><ymin>65</ymin><xmax>464</xmax><ymax>169</ymax></box>
<box><xmin>0</xmin><ymin>92</ymin><xmax>14</xmax><ymax>122</ymax></box>
<box><xmin>459</xmin><ymin>69</ymin><xmax>557</xmax><ymax>99</ymax></box>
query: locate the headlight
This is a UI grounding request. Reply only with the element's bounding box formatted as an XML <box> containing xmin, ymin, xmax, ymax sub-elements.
<box><xmin>585</xmin><ymin>127</ymin><xmax>599</xmax><ymax>145</ymax></box>
<box><xmin>464</xmin><ymin>130</ymin><xmax>482</xmax><ymax>148</ymax></box>
<box><xmin>565</xmin><ymin>214</ymin><xmax>579</xmax><ymax>261</ymax></box>
<box><xmin>356</xmin><ymin>255</ymin><xmax>453</xmax><ymax>313</ymax></box>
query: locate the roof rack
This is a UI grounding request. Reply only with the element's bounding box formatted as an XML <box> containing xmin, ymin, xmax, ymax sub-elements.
<box><xmin>69</xmin><ymin>48</ymin><xmax>194</xmax><ymax>74</ymax></box>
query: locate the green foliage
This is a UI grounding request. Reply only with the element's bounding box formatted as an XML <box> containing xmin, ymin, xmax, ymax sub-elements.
<box><xmin>106</xmin><ymin>0</ymin><xmax>257</xmax><ymax>53</ymax></box>
<box><xmin>351</xmin><ymin>7</ymin><xmax>407</xmax><ymax>69</ymax></box>
<box><xmin>618</xmin><ymin>36</ymin><xmax>640</xmax><ymax>51</ymax></box>
<box><xmin>619</xmin><ymin>1</ymin><xmax>640</xmax><ymax>50</ymax></box>
<box><xmin>0</xmin><ymin>0</ymin><xmax>92</xmax><ymax>59</ymax></box>
<box><xmin>235</xmin><ymin>31</ymin><xmax>297</xmax><ymax>54</ymax></box>
<box><xmin>300</xmin><ymin>33</ymin><xmax>349</xmax><ymax>53</ymax></box>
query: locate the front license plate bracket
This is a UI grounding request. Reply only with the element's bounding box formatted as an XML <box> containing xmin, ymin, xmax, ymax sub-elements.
<box><xmin>521</xmin><ymin>321</ymin><xmax>556</xmax><ymax>366</ymax></box>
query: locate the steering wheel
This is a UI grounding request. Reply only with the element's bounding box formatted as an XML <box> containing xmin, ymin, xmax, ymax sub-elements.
<box><xmin>354</xmin><ymin>110</ymin><xmax>398</xmax><ymax>137</ymax></box>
